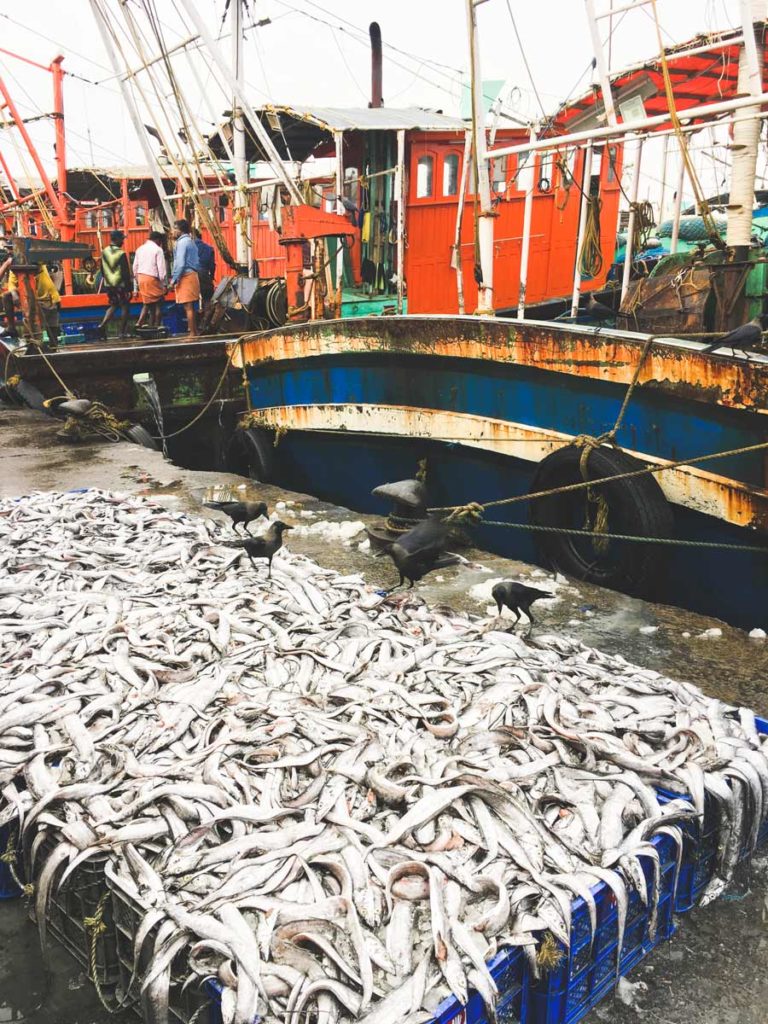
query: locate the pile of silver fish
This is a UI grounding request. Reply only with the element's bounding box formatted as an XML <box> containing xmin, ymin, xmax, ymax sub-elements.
<box><xmin>1</xmin><ymin>489</ymin><xmax>766</xmax><ymax>1024</ymax></box>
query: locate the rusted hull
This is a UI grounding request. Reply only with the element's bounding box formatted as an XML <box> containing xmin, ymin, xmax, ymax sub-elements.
<box><xmin>2</xmin><ymin>335</ymin><xmax>245</xmax><ymax>422</ymax></box>
<box><xmin>233</xmin><ymin>315</ymin><xmax>768</xmax><ymax>626</ymax></box>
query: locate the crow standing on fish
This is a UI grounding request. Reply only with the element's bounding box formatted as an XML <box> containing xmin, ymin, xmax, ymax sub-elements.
<box><xmin>491</xmin><ymin>580</ymin><xmax>552</xmax><ymax>627</ymax></box>
<box><xmin>387</xmin><ymin>516</ymin><xmax>457</xmax><ymax>589</ymax></box>
<box><xmin>204</xmin><ymin>500</ymin><xmax>268</xmax><ymax>534</ymax></box>
<box><xmin>700</xmin><ymin>317</ymin><xmax>763</xmax><ymax>358</ymax></box>
<box><xmin>238</xmin><ymin>521</ymin><xmax>292</xmax><ymax>577</ymax></box>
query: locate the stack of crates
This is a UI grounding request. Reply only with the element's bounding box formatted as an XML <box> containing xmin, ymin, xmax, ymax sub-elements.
<box><xmin>529</xmin><ymin>830</ymin><xmax>679</xmax><ymax>1023</ymax></box>
<box><xmin>32</xmin><ymin>830</ymin><xmax>121</xmax><ymax>1002</ymax></box>
<box><xmin>107</xmin><ymin>863</ymin><xmax>211</xmax><ymax>1023</ymax></box>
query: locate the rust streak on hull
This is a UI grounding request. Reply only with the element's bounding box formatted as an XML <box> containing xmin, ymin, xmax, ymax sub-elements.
<box><xmin>252</xmin><ymin>402</ymin><xmax>768</xmax><ymax>532</ymax></box>
<box><xmin>232</xmin><ymin>315</ymin><xmax>768</xmax><ymax>414</ymax></box>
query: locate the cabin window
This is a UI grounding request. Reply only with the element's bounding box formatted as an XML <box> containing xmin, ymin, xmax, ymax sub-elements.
<box><xmin>492</xmin><ymin>155</ymin><xmax>509</xmax><ymax>193</ymax></box>
<box><xmin>100</xmin><ymin>209</ymin><xmax>114</xmax><ymax>228</ymax></box>
<box><xmin>344</xmin><ymin>166</ymin><xmax>359</xmax><ymax>209</ymax></box>
<box><xmin>442</xmin><ymin>153</ymin><xmax>459</xmax><ymax>197</ymax></box>
<box><xmin>135</xmin><ymin>204</ymin><xmax>146</xmax><ymax>226</ymax></box>
<box><xmin>218</xmin><ymin>194</ymin><xmax>228</xmax><ymax>223</ymax></box>
<box><xmin>416</xmin><ymin>155</ymin><xmax>434</xmax><ymax>198</ymax></box>
<box><xmin>85</xmin><ymin>210</ymin><xmax>98</xmax><ymax>229</ymax></box>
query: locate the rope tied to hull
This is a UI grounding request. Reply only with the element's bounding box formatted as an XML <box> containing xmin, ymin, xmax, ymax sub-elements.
<box><xmin>575</xmin><ymin>434</ymin><xmax>612</xmax><ymax>554</ymax></box>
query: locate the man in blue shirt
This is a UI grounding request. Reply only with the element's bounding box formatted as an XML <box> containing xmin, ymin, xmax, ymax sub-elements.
<box><xmin>191</xmin><ymin>228</ymin><xmax>216</xmax><ymax>316</ymax></box>
<box><xmin>171</xmin><ymin>218</ymin><xmax>201</xmax><ymax>337</ymax></box>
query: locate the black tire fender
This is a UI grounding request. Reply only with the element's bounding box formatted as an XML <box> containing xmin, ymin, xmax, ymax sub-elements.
<box><xmin>226</xmin><ymin>427</ymin><xmax>275</xmax><ymax>482</ymax></box>
<box><xmin>126</xmin><ymin>423</ymin><xmax>159</xmax><ymax>450</ymax></box>
<box><xmin>528</xmin><ymin>443</ymin><xmax>674</xmax><ymax>596</ymax></box>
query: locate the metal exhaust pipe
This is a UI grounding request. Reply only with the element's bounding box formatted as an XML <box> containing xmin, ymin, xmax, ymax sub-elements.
<box><xmin>369</xmin><ymin>22</ymin><xmax>383</xmax><ymax>109</ymax></box>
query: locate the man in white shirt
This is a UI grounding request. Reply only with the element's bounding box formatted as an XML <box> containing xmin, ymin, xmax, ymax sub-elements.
<box><xmin>133</xmin><ymin>231</ymin><xmax>168</xmax><ymax>328</ymax></box>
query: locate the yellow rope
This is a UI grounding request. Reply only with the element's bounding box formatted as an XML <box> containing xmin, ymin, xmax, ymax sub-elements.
<box><xmin>650</xmin><ymin>0</ymin><xmax>725</xmax><ymax>249</ymax></box>
<box><xmin>149</xmin><ymin>342</ymin><xmax>238</xmax><ymax>441</ymax></box>
<box><xmin>84</xmin><ymin>890</ymin><xmax>135</xmax><ymax>1014</ymax></box>
<box><xmin>430</xmin><ymin>436</ymin><xmax>768</xmax><ymax>515</ymax></box>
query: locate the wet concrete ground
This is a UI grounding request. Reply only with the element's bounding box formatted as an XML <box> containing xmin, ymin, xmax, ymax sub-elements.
<box><xmin>1</xmin><ymin>406</ymin><xmax>767</xmax><ymax>1023</ymax></box>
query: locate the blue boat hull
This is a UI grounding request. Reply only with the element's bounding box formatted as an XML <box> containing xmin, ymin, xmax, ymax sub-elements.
<box><xmin>235</xmin><ymin>315</ymin><xmax>768</xmax><ymax>629</ymax></box>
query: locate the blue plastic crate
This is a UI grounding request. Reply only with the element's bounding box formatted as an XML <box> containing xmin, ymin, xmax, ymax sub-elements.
<box><xmin>529</xmin><ymin>831</ymin><xmax>678</xmax><ymax>1024</ymax></box>
<box><xmin>0</xmin><ymin>821</ymin><xmax>23</xmax><ymax>899</ymax></box>
<box><xmin>162</xmin><ymin>307</ymin><xmax>187</xmax><ymax>336</ymax></box>
<box><xmin>658</xmin><ymin>713</ymin><xmax>768</xmax><ymax>912</ymax></box>
<box><xmin>205</xmin><ymin>945</ymin><xmax>527</xmax><ymax>1024</ymax></box>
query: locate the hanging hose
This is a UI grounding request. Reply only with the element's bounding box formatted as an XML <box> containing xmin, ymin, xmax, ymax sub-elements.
<box><xmin>580</xmin><ymin>194</ymin><xmax>603</xmax><ymax>280</ymax></box>
<box><xmin>630</xmin><ymin>200</ymin><xmax>656</xmax><ymax>261</ymax></box>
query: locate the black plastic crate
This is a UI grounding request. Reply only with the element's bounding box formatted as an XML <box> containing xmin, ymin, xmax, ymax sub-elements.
<box><xmin>0</xmin><ymin>820</ymin><xmax>23</xmax><ymax>899</ymax></box>
<box><xmin>107</xmin><ymin>863</ymin><xmax>210</xmax><ymax>1024</ymax></box>
<box><xmin>33</xmin><ymin>832</ymin><xmax>121</xmax><ymax>998</ymax></box>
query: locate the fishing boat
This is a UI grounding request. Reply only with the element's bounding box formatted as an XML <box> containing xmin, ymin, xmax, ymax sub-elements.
<box><xmin>231</xmin><ymin>3</ymin><xmax>768</xmax><ymax>630</ymax></box>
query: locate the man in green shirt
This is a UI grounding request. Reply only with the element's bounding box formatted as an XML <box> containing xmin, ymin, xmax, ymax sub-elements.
<box><xmin>98</xmin><ymin>230</ymin><xmax>133</xmax><ymax>338</ymax></box>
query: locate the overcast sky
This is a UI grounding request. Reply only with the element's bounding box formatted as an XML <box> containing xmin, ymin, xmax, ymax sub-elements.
<box><xmin>0</xmin><ymin>0</ymin><xmax>747</xmax><ymax>206</ymax></box>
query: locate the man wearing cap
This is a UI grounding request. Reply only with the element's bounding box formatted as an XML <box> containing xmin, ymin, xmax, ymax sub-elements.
<box><xmin>98</xmin><ymin>229</ymin><xmax>133</xmax><ymax>338</ymax></box>
<box><xmin>171</xmin><ymin>218</ymin><xmax>201</xmax><ymax>338</ymax></box>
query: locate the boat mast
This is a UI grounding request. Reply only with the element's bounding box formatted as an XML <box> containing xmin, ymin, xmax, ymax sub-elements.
<box><xmin>231</xmin><ymin>0</ymin><xmax>251</xmax><ymax>273</ymax></box>
<box><xmin>465</xmin><ymin>0</ymin><xmax>494</xmax><ymax>315</ymax></box>
<box><xmin>89</xmin><ymin>0</ymin><xmax>175</xmax><ymax>224</ymax></box>
<box><xmin>727</xmin><ymin>0</ymin><xmax>766</xmax><ymax>257</ymax></box>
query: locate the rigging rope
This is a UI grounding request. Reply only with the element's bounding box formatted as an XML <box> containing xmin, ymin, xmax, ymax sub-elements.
<box><xmin>649</xmin><ymin>0</ymin><xmax>726</xmax><ymax>250</ymax></box>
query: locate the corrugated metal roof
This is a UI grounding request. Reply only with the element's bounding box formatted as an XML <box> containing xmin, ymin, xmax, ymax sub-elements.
<box><xmin>260</xmin><ymin>105</ymin><xmax>467</xmax><ymax>133</ymax></box>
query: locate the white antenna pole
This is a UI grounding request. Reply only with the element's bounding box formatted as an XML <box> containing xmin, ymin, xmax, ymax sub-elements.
<box><xmin>89</xmin><ymin>0</ymin><xmax>174</xmax><ymax>224</ymax></box>
<box><xmin>584</xmin><ymin>0</ymin><xmax>618</xmax><ymax>125</ymax></box>
<box><xmin>658</xmin><ymin>134</ymin><xmax>670</xmax><ymax>221</ymax></box>
<box><xmin>231</xmin><ymin>0</ymin><xmax>251</xmax><ymax>271</ymax></box>
<box><xmin>670</xmin><ymin>149</ymin><xmax>685</xmax><ymax>253</ymax></box>
<box><xmin>452</xmin><ymin>130</ymin><xmax>472</xmax><ymax>315</ymax></box>
<box><xmin>179</xmin><ymin>0</ymin><xmax>303</xmax><ymax>204</ymax></box>
<box><xmin>395</xmin><ymin>128</ymin><xmax>406</xmax><ymax>315</ymax></box>
<box><xmin>517</xmin><ymin>124</ymin><xmax>537</xmax><ymax>320</ymax></box>
<box><xmin>726</xmin><ymin>0</ymin><xmax>766</xmax><ymax>253</ymax></box>
<box><xmin>466</xmin><ymin>0</ymin><xmax>494</xmax><ymax>315</ymax></box>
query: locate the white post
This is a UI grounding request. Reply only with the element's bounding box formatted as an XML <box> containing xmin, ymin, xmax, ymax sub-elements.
<box><xmin>517</xmin><ymin>124</ymin><xmax>537</xmax><ymax>319</ymax></box>
<box><xmin>670</xmin><ymin>150</ymin><xmax>685</xmax><ymax>253</ymax></box>
<box><xmin>466</xmin><ymin>0</ymin><xmax>494</xmax><ymax>315</ymax></box>
<box><xmin>584</xmin><ymin>0</ymin><xmax>618</xmax><ymax>126</ymax></box>
<box><xmin>231</xmin><ymin>0</ymin><xmax>251</xmax><ymax>271</ymax></box>
<box><xmin>396</xmin><ymin>128</ymin><xmax>406</xmax><ymax>315</ymax></box>
<box><xmin>727</xmin><ymin>0</ymin><xmax>766</xmax><ymax>252</ymax></box>
<box><xmin>570</xmin><ymin>142</ymin><xmax>594</xmax><ymax>317</ymax></box>
<box><xmin>452</xmin><ymin>131</ymin><xmax>472</xmax><ymax>315</ymax></box>
<box><xmin>89</xmin><ymin>0</ymin><xmax>174</xmax><ymax>224</ymax></box>
<box><xmin>180</xmin><ymin>0</ymin><xmax>303</xmax><ymax>204</ymax></box>
<box><xmin>486</xmin><ymin>91</ymin><xmax>768</xmax><ymax>161</ymax></box>
<box><xmin>621</xmin><ymin>136</ymin><xmax>644</xmax><ymax>304</ymax></box>
<box><xmin>334</xmin><ymin>131</ymin><xmax>345</xmax><ymax>315</ymax></box>
<box><xmin>658</xmin><ymin>134</ymin><xmax>669</xmax><ymax>221</ymax></box>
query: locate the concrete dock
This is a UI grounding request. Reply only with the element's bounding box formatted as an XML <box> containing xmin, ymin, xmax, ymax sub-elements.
<box><xmin>1</xmin><ymin>405</ymin><xmax>767</xmax><ymax>1023</ymax></box>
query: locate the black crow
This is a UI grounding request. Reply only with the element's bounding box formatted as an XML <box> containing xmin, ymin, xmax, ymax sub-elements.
<box><xmin>700</xmin><ymin>317</ymin><xmax>762</xmax><ymax>357</ymax></box>
<box><xmin>239</xmin><ymin>521</ymin><xmax>292</xmax><ymax>577</ymax></box>
<box><xmin>388</xmin><ymin>516</ymin><xmax>457</xmax><ymax>589</ymax></box>
<box><xmin>204</xmin><ymin>500</ymin><xmax>268</xmax><ymax>534</ymax></box>
<box><xmin>337</xmin><ymin>194</ymin><xmax>359</xmax><ymax>216</ymax></box>
<box><xmin>491</xmin><ymin>580</ymin><xmax>552</xmax><ymax>627</ymax></box>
